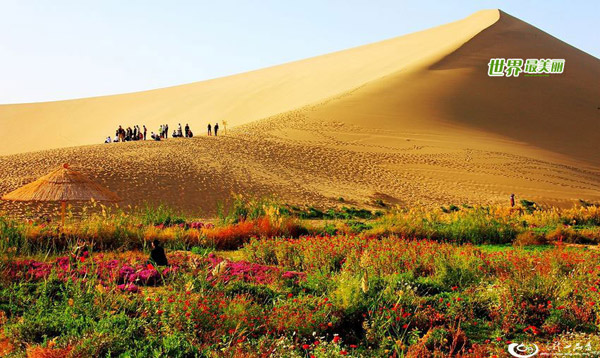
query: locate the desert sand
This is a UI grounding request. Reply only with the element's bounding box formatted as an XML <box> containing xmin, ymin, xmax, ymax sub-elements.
<box><xmin>0</xmin><ymin>9</ymin><xmax>598</xmax><ymax>216</ymax></box>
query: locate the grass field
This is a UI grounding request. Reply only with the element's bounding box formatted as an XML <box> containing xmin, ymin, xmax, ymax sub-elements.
<box><xmin>1</xmin><ymin>199</ymin><xmax>600</xmax><ymax>357</ymax></box>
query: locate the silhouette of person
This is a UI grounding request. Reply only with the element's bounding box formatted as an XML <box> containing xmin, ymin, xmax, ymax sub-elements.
<box><xmin>149</xmin><ymin>239</ymin><xmax>168</xmax><ymax>266</ymax></box>
<box><xmin>510</xmin><ymin>194</ymin><xmax>515</xmax><ymax>207</ymax></box>
<box><xmin>214</xmin><ymin>123</ymin><xmax>219</xmax><ymax>136</ymax></box>
<box><xmin>208</xmin><ymin>123</ymin><xmax>212</xmax><ymax>136</ymax></box>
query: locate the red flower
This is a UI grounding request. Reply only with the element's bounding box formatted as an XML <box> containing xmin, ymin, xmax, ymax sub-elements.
<box><xmin>147</xmin><ymin>264</ymin><xmax>154</xmax><ymax>270</ymax></box>
<box><xmin>333</xmin><ymin>335</ymin><xmax>341</xmax><ymax>343</ymax></box>
<box><xmin>340</xmin><ymin>350</ymin><xmax>348</xmax><ymax>355</ymax></box>
<box><xmin>302</xmin><ymin>344</ymin><xmax>310</xmax><ymax>350</ymax></box>
<box><xmin>79</xmin><ymin>256</ymin><xmax>85</xmax><ymax>263</ymax></box>
<box><xmin>156</xmin><ymin>309</ymin><xmax>164</xmax><ymax>315</ymax></box>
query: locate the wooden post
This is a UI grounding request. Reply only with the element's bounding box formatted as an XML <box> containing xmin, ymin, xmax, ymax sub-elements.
<box><xmin>61</xmin><ymin>201</ymin><xmax>66</xmax><ymax>226</ymax></box>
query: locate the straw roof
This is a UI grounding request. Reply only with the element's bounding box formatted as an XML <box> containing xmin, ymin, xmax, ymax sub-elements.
<box><xmin>2</xmin><ymin>164</ymin><xmax>121</xmax><ymax>202</ymax></box>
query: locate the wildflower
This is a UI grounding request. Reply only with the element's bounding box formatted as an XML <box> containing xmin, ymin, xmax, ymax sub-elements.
<box><xmin>302</xmin><ymin>344</ymin><xmax>310</xmax><ymax>350</ymax></box>
<box><xmin>333</xmin><ymin>335</ymin><xmax>340</xmax><ymax>343</ymax></box>
<box><xmin>340</xmin><ymin>350</ymin><xmax>348</xmax><ymax>355</ymax></box>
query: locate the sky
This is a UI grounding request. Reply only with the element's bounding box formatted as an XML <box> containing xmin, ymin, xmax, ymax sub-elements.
<box><xmin>0</xmin><ymin>0</ymin><xmax>598</xmax><ymax>104</ymax></box>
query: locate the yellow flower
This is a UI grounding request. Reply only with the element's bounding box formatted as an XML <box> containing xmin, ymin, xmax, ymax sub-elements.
<box><xmin>361</xmin><ymin>272</ymin><xmax>369</xmax><ymax>293</ymax></box>
<box><xmin>96</xmin><ymin>284</ymin><xmax>105</xmax><ymax>294</ymax></box>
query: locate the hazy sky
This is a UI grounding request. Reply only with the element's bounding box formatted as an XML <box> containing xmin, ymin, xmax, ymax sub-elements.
<box><xmin>0</xmin><ymin>0</ymin><xmax>598</xmax><ymax>104</ymax></box>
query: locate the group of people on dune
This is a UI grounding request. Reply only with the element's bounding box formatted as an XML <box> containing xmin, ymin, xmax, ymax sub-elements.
<box><xmin>105</xmin><ymin>122</ymin><xmax>220</xmax><ymax>143</ymax></box>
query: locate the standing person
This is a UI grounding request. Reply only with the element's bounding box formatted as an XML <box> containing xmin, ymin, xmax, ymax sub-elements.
<box><xmin>207</xmin><ymin>123</ymin><xmax>212</xmax><ymax>136</ymax></box>
<box><xmin>214</xmin><ymin>122</ymin><xmax>219</xmax><ymax>136</ymax></box>
<box><xmin>185</xmin><ymin>124</ymin><xmax>190</xmax><ymax>137</ymax></box>
<box><xmin>177</xmin><ymin>123</ymin><xmax>182</xmax><ymax>137</ymax></box>
<box><xmin>118</xmin><ymin>125</ymin><xmax>125</xmax><ymax>142</ymax></box>
<box><xmin>165</xmin><ymin>124</ymin><xmax>169</xmax><ymax>139</ymax></box>
<box><xmin>143</xmin><ymin>125</ymin><xmax>147</xmax><ymax>140</ymax></box>
<box><xmin>510</xmin><ymin>194</ymin><xmax>515</xmax><ymax>207</ymax></box>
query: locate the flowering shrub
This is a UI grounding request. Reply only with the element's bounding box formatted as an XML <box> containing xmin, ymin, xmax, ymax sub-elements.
<box><xmin>1</xmin><ymin>252</ymin><xmax>182</xmax><ymax>289</ymax></box>
<box><xmin>207</xmin><ymin>253</ymin><xmax>306</xmax><ymax>285</ymax></box>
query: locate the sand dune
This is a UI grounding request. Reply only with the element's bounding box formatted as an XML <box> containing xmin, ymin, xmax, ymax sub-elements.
<box><xmin>0</xmin><ymin>9</ymin><xmax>598</xmax><ymax>216</ymax></box>
<box><xmin>0</xmin><ymin>9</ymin><xmax>500</xmax><ymax>155</ymax></box>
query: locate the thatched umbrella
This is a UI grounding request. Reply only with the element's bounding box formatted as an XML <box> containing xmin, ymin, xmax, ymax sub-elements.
<box><xmin>2</xmin><ymin>163</ymin><xmax>121</xmax><ymax>225</ymax></box>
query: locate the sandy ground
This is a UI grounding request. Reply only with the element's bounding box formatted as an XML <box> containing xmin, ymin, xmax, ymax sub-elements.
<box><xmin>0</xmin><ymin>117</ymin><xmax>598</xmax><ymax>218</ymax></box>
<box><xmin>0</xmin><ymin>9</ymin><xmax>598</xmax><ymax>217</ymax></box>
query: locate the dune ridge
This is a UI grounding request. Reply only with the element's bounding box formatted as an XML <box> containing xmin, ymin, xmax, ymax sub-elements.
<box><xmin>0</xmin><ymin>9</ymin><xmax>500</xmax><ymax>155</ymax></box>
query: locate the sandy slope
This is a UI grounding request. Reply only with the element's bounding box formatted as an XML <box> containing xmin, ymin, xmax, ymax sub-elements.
<box><xmin>0</xmin><ymin>9</ymin><xmax>598</xmax><ymax>216</ymax></box>
<box><xmin>0</xmin><ymin>9</ymin><xmax>500</xmax><ymax>155</ymax></box>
